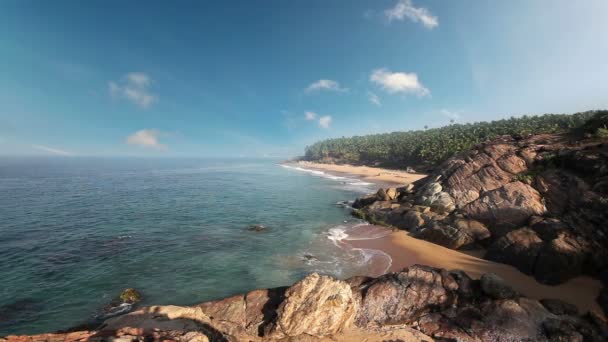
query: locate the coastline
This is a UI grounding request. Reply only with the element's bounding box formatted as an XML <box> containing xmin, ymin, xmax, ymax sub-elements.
<box><xmin>285</xmin><ymin>162</ymin><xmax>604</xmax><ymax>316</ymax></box>
<box><xmin>348</xmin><ymin>229</ymin><xmax>603</xmax><ymax>315</ymax></box>
<box><xmin>293</xmin><ymin>160</ymin><xmax>427</xmax><ymax>185</ymax></box>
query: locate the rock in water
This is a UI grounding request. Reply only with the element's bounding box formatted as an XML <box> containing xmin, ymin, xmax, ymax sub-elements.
<box><xmin>120</xmin><ymin>288</ymin><xmax>142</xmax><ymax>304</ymax></box>
<box><xmin>268</xmin><ymin>272</ymin><xmax>357</xmax><ymax>338</ymax></box>
<box><xmin>247</xmin><ymin>224</ymin><xmax>267</xmax><ymax>232</ymax></box>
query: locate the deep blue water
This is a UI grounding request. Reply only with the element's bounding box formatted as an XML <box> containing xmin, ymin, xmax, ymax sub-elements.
<box><xmin>0</xmin><ymin>157</ymin><xmax>382</xmax><ymax>335</ymax></box>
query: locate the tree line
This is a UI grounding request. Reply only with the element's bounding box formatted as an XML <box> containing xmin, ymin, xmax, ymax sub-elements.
<box><xmin>303</xmin><ymin>110</ymin><xmax>605</xmax><ymax>169</ymax></box>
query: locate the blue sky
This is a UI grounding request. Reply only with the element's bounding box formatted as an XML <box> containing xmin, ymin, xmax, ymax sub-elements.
<box><xmin>1</xmin><ymin>0</ymin><xmax>607</xmax><ymax>157</ymax></box>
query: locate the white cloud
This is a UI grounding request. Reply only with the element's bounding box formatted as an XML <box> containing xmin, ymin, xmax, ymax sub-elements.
<box><xmin>32</xmin><ymin>145</ymin><xmax>74</xmax><ymax>156</ymax></box>
<box><xmin>318</xmin><ymin>116</ymin><xmax>332</xmax><ymax>128</ymax></box>
<box><xmin>441</xmin><ymin>109</ymin><xmax>462</xmax><ymax>120</ymax></box>
<box><xmin>370</xmin><ymin>68</ymin><xmax>430</xmax><ymax>97</ymax></box>
<box><xmin>385</xmin><ymin>0</ymin><xmax>439</xmax><ymax>29</ymax></box>
<box><xmin>305</xmin><ymin>79</ymin><xmax>348</xmax><ymax>93</ymax></box>
<box><xmin>304</xmin><ymin>111</ymin><xmax>318</xmax><ymax>120</ymax></box>
<box><xmin>368</xmin><ymin>92</ymin><xmax>381</xmax><ymax>106</ymax></box>
<box><xmin>126</xmin><ymin>129</ymin><xmax>167</xmax><ymax>150</ymax></box>
<box><xmin>109</xmin><ymin>72</ymin><xmax>157</xmax><ymax>108</ymax></box>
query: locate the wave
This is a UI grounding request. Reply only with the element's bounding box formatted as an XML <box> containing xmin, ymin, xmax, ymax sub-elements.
<box><xmin>280</xmin><ymin>164</ymin><xmax>373</xmax><ymax>190</ymax></box>
<box><xmin>293</xmin><ymin>222</ymin><xmax>393</xmax><ymax>278</ymax></box>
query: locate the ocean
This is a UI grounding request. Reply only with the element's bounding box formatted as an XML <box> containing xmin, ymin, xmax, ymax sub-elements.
<box><xmin>0</xmin><ymin>157</ymin><xmax>391</xmax><ymax>335</ymax></box>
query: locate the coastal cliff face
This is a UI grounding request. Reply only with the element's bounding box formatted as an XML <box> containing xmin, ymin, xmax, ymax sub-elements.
<box><xmin>353</xmin><ymin>132</ymin><xmax>608</xmax><ymax>287</ymax></box>
<box><xmin>4</xmin><ymin>265</ymin><xmax>608</xmax><ymax>341</ymax></box>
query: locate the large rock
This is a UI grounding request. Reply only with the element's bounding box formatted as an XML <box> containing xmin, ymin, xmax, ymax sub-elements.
<box><xmin>415</xmin><ymin>222</ymin><xmax>474</xmax><ymax>250</ymax></box>
<box><xmin>485</xmin><ymin>228</ymin><xmax>544</xmax><ymax>275</ymax></box>
<box><xmin>267</xmin><ymin>273</ymin><xmax>357</xmax><ymax>338</ymax></box>
<box><xmin>534</xmin><ymin>233</ymin><xmax>588</xmax><ymax>284</ymax></box>
<box><xmin>462</xmin><ymin>182</ymin><xmax>546</xmax><ymax>236</ymax></box>
<box><xmin>355</xmin><ymin>265</ymin><xmax>458</xmax><ymax>327</ymax></box>
<box><xmin>480</xmin><ymin>273</ymin><xmax>517</xmax><ymax>299</ymax></box>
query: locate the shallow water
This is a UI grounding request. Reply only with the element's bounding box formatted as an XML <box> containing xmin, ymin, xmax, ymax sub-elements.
<box><xmin>0</xmin><ymin>157</ymin><xmax>386</xmax><ymax>335</ymax></box>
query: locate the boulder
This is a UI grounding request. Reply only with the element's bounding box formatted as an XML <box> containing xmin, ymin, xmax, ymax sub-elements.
<box><xmin>401</xmin><ymin>210</ymin><xmax>425</xmax><ymax>232</ymax></box>
<box><xmin>356</xmin><ymin>265</ymin><xmax>458</xmax><ymax>327</ymax></box>
<box><xmin>119</xmin><ymin>288</ymin><xmax>142</xmax><ymax>304</ymax></box>
<box><xmin>485</xmin><ymin>228</ymin><xmax>544</xmax><ymax>275</ymax></box>
<box><xmin>247</xmin><ymin>224</ymin><xmax>268</xmax><ymax>232</ymax></box>
<box><xmin>452</xmin><ymin>218</ymin><xmax>491</xmax><ymax>241</ymax></box>
<box><xmin>462</xmin><ymin>182</ymin><xmax>546</xmax><ymax>236</ymax></box>
<box><xmin>376</xmin><ymin>188</ymin><xmax>391</xmax><ymax>201</ymax></box>
<box><xmin>534</xmin><ymin>233</ymin><xmax>588</xmax><ymax>284</ymax></box>
<box><xmin>385</xmin><ymin>188</ymin><xmax>398</xmax><ymax>200</ymax></box>
<box><xmin>530</xmin><ymin>217</ymin><xmax>569</xmax><ymax>241</ymax></box>
<box><xmin>415</xmin><ymin>222</ymin><xmax>474</xmax><ymax>250</ymax></box>
<box><xmin>352</xmin><ymin>193</ymin><xmax>378</xmax><ymax>209</ymax></box>
<box><xmin>268</xmin><ymin>273</ymin><xmax>357</xmax><ymax>338</ymax></box>
<box><xmin>540</xmin><ymin>298</ymin><xmax>579</xmax><ymax>316</ymax></box>
<box><xmin>480</xmin><ymin>273</ymin><xmax>517</xmax><ymax>299</ymax></box>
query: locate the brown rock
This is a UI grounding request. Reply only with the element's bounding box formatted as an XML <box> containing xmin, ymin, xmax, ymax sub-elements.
<box><xmin>453</xmin><ymin>218</ymin><xmax>491</xmax><ymax>241</ymax></box>
<box><xmin>496</xmin><ymin>153</ymin><xmax>528</xmax><ymax>174</ymax></box>
<box><xmin>268</xmin><ymin>273</ymin><xmax>357</xmax><ymax>338</ymax></box>
<box><xmin>480</xmin><ymin>273</ymin><xmax>517</xmax><ymax>299</ymax></box>
<box><xmin>197</xmin><ymin>294</ymin><xmax>245</xmax><ymax>326</ymax></box>
<box><xmin>356</xmin><ymin>265</ymin><xmax>458</xmax><ymax>327</ymax></box>
<box><xmin>376</xmin><ymin>188</ymin><xmax>390</xmax><ymax>201</ymax></box>
<box><xmin>462</xmin><ymin>182</ymin><xmax>545</xmax><ymax>236</ymax></box>
<box><xmin>534</xmin><ymin>233</ymin><xmax>587</xmax><ymax>284</ymax></box>
<box><xmin>540</xmin><ymin>298</ymin><xmax>579</xmax><ymax>316</ymax></box>
<box><xmin>485</xmin><ymin>228</ymin><xmax>544</xmax><ymax>275</ymax></box>
<box><xmin>385</xmin><ymin>188</ymin><xmax>398</xmax><ymax>200</ymax></box>
<box><xmin>415</xmin><ymin>222</ymin><xmax>474</xmax><ymax>250</ymax></box>
<box><xmin>401</xmin><ymin>210</ymin><xmax>425</xmax><ymax>232</ymax></box>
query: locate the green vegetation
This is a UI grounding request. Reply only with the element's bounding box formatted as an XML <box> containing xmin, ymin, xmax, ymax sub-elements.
<box><xmin>304</xmin><ymin>110</ymin><xmax>605</xmax><ymax>168</ymax></box>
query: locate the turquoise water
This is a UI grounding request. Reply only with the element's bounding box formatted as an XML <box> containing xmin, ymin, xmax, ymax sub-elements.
<box><xmin>0</xmin><ymin>157</ymin><xmax>384</xmax><ymax>335</ymax></box>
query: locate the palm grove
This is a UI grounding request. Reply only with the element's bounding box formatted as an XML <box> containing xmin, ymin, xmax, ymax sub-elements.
<box><xmin>303</xmin><ymin>110</ymin><xmax>608</xmax><ymax>169</ymax></box>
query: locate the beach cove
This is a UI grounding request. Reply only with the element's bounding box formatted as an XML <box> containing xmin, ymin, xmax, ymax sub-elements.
<box><xmin>286</xmin><ymin>161</ymin><xmax>603</xmax><ymax>316</ymax></box>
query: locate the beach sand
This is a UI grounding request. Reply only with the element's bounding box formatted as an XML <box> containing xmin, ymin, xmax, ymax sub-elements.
<box><xmin>348</xmin><ymin>229</ymin><xmax>603</xmax><ymax>316</ymax></box>
<box><xmin>295</xmin><ymin>161</ymin><xmax>426</xmax><ymax>185</ymax></box>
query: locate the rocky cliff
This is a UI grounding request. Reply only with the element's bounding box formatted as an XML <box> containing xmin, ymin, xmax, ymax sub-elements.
<box><xmin>352</xmin><ymin>132</ymin><xmax>608</xmax><ymax>286</ymax></box>
<box><xmin>4</xmin><ymin>265</ymin><xmax>608</xmax><ymax>341</ymax></box>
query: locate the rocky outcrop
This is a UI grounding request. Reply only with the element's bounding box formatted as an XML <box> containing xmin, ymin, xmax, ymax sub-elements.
<box><xmin>352</xmin><ymin>133</ymin><xmax>608</xmax><ymax>286</ymax></box>
<box><xmin>5</xmin><ymin>265</ymin><xmax>607</xmax><ymax>341</ymax></box>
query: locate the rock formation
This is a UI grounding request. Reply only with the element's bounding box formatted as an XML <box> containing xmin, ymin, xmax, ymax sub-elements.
<box><xmin>4</xmin><ymin>265</ymin><xmax>607</xmax><ymax>341</ymax></box>
<box><xmin>353</xmin><ymin>133</ymin><xmax>608</xmax><ymax>287</ymax></box>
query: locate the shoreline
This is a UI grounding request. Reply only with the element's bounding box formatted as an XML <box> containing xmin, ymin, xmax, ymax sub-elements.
<box><xmin>348</xmin><ymin>227</ymin><xmax>603</xmax><ymax>316</ymax></box>
<box><xmin>292</xmin><ymin>160</ymin><xmax>427</xmax><ymax>185</ymax></box>
<box><xmin>283</xmin><ymin>160</ymin><xmax>603</xmax><ymax>316</ymax></box>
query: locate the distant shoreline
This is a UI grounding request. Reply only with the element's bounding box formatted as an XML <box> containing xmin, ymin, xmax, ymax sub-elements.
<box><xmin>289</xmin><ymin>160</ymin><xmax>427</xmax><ymax>186</ymax></box>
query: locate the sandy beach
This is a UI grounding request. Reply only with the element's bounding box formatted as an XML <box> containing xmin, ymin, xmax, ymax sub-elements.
<box><xmin>295</xmin><ymin>161</ymin><xmax>427</xmax><ymax>185</ymax></box>
<box><xmin>348</xmin><ymin>228</ymin><xmax>603</xmax><ymax>316</ymax></box>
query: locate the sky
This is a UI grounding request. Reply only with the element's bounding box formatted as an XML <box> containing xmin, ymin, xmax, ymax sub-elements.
<box><xmin>1</xmin><ymin>0</ymin><xmax>607</xmax><ymax>158</ymax></box>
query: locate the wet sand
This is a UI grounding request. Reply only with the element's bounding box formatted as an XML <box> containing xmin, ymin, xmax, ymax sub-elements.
<box><xmin>295</xmin><ymin>161</ymin><xmax>426</xmax><ymax>185</ymax></box>
<box><xmin>349</xmin><ymin>228</ymin><xmax>603</xmax><ymax>316</ymax></box>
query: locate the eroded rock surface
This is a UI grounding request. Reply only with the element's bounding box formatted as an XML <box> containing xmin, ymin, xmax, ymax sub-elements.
<box><xmin>5</xmin><ymin>265</ymin><xmax>606</xmax><ymax>341</ymax></box>
<box><xmin>352</xmin><ymin>133</ymin><xmax>608</xmax><ymax>288</ymax></box>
